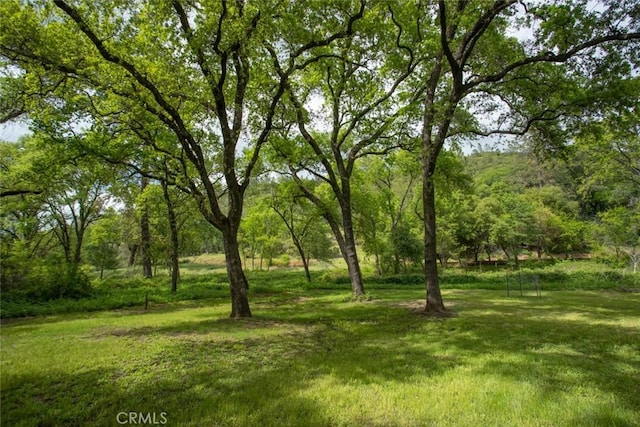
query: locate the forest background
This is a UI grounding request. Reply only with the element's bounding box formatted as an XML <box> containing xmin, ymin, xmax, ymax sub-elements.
<box><xmin>0</xmin><ymin>0</ymin><xmax>638</xmax><ymax>318</ymax></box>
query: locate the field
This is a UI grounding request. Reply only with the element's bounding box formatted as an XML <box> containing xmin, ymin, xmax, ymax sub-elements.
<box><xmin>1</xmin><ymin>259</ymin><xmax>639</xmax><ymax>426</ymax></box>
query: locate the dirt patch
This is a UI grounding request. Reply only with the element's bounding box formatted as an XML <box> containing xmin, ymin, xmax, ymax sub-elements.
<box><xmin>389</xmin><ymin>299</ymin><xmax>458</xmax><ymax>318</ymax></box>
<box><xmin>253</xmin><ymin>295</ymin><xmax>314</xmax><ymax>307</ymax></box>
<box><xmin>0</xmin><ymin>316</ymin><xmax>37</xmax><ymax>325</ymax></box>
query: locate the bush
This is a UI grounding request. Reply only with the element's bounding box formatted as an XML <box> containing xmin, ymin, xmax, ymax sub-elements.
<box><xmin>271</xmin><ymin>254</ymin><xmax>291</xmax><ymax>267</ymax></box>
<box><xmin>2</xmin><ymin>262</ymin><xmax>94</xmax><ymax>303</ymax></box>
<box><xmin>318</xmin><ymin>271</ymin><xmax>352</xmax><ymax>285</ymax></box>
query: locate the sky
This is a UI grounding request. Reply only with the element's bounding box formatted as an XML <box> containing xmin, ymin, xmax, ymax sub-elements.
<box><xmin>0</xmin><ymin>115</ymin><xmax>512</xmax><ymax>155</ymax></box>
<box><xmin>0</xmin><ymin>122</ymin><xmax>30</xmax><ymax>142</ymax></box>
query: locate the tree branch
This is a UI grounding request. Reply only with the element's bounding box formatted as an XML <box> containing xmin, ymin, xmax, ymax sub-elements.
<box><xmin>0</xmin><ymin>189</ymin><xmax>43</xmax><ymax>198</ymax></box>
<box><xmin>465</xmin><ymin>31</ymin><xmax>640</xmax><ymax>91</ymax></box>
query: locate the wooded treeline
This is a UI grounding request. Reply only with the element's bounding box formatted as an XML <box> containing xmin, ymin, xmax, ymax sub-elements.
<box><xmin>1</xmin><ymin>0</ymin><xmax>638</xmax><ymax>317</ymax></box>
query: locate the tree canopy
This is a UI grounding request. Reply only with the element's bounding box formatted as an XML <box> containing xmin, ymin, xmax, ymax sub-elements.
<box><xmin>1</xmin><ymin>0</ymin><xmax>638</xmax><ymax>317</ymax></box>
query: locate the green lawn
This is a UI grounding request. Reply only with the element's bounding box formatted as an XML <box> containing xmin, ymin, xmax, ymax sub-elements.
<box><xmin>2</xmin><ymin>289</ymin><xmax>639</xmax><ymax>426</ymax></box>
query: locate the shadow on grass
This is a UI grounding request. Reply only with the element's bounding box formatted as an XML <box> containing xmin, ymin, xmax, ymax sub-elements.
<box><xmin>2</xmin><ymin>290</ymin><xmax>639</xmax><ymax>426</ymax></box>
<box><xmin>2</xmin><ymin>322</ymin><xmax>452</xmax><ymax>425</ymax></box>
<box><xmin>431</xmin><ymin>292</ymin><xmax>640</xmax><ymax>414</ymax></box>
<box><xmin>1</xmin><ymin>363</ymin><xmax>334</xmax><ymax>426</ymax></box>
<box><xmin>2</xmin><ymin>300</ymin><xmax>453</xmax><ymax>425</ymax></box>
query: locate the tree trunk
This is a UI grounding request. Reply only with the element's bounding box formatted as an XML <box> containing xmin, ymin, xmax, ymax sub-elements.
<box><xmin>370</xmin><ymin>221</ymin><xmax>382</xmax><ymax>276</ymax></box>
<box><xmin>343</xmin><ymin>235</ymin><xmax>365</xmax><ymax>296</ymax></box>
<box><xmin>341</xmin><ymin>208</ymin><xmax>365</xmax><ymax>296</ymax></box>
<box><xmin>374</xmin><ymin>252</ymin><xmax>382</xmax><ymax>276</ymax></box>
<box><xmin>222</xmin><ymin>228</ymin><xmax>252</xmax><ymax>318</ymax></box>
<box><xmin>55</xmin><ymin>221</ymin><xmax>72</xmax><ymax>264</ymax></box>
<box><xmin>273</xmin><ymin>203</ymin><xmax>313</xmax><ymax>282</ymax></box>
<box><xmin>321</xmin><ymin>205</ymin><xmax>366</xmax><ymax>296</ymax></box>
<box><xmin>339</xmin><ymin>184</ymin><xmax>366</xmax><ymax>296</ymax></box>
<box><xmin>73</xmin><ymin>230</ymin><xmax>84</xmax><ymax>264</ymax></box>
<box><xmin>302</xmin><ymin>254</ymin><xmax>311</xmax><ymax>283</ymax></box>
<box><xmin>631</xmin><ymin>253</ymin><xmax>639</xmax><ymax>273</ymax></box>
<box><xmin>128</xmin><ymin>244</ymin><xmax>138</xmax><ymax>267</ymax></box>
<box><xmin>298</xmin><ymin>178</ymin><xmax>366</xmax><ymax>295</ymax></box>
<box><xmin>140</xmin><ymin>178</ymin><xmax>153</xmax><ymax>279</ymax></box>
<box><xmin>162</xmin><ymin>180</ymin><xmax>180</xmax><ymax>293</ymax></box>
<box><xmin>420</xmin><ymin>50</ymin><xmax>450</xmax><ymax>315</ymax></box>
<box><xmin>423</xmin><ymin>177</ymin><xmax>446</xmax><ymax>314</ymax></box>
<box><xmin>292</xmin><ymin>239</ymin><xmax>311</xmax><ymax>283</ymax></box>
<box><xmin>140</xmin><ymin>210</ymin><xmax>152</xmax><ymax>278</ymax></box>
<box><xmin>393</xmin><ymin>253</ymin><xmax>400</xmax><ymax>274</ymax></box>
<box><xmin>169</xmin><ymin>240</ymin><xmax>179</xmax><ymax>293</ymax></box>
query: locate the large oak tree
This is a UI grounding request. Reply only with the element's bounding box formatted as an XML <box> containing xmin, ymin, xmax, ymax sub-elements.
<box><xmin>417</xmin><ymin>0</ymin><xmax>639</xmax><ymax>314</ymax></box>
<box><xmin>268</xmin><ymin>2</ymin><xmax>422</xmax><ymax>296</ymax></box>
<box><xmin>1</xmin><ymin>0</ymin><xmax>367</xmax><ymax>317</ymax></box>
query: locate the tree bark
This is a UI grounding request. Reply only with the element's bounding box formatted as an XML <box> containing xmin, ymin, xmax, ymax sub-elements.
<box><xmin>128</xmin><ymin>244</ymin><xmax>138</xmax><ymax>267</ymax></box>
<box><xmin>162</xmin><ymin>180</ymin><xmax>180</xmax><ymax>293</ymax></box>
<box><xmin>140</xmin><ymin>177</ymin><xmax>153</xmax><ymax>279</ymax></box>
<box><xmin>302</xmin><ymin>252</ymin><xmax>311</xmax><ymax>283</ymax></box>
<box><xmin>343</xmin><ymin>232</ymin><xmax>365</xmax><ymax>296</ymax></box>
<box><xmin>295</xmin><ymin>175</ymin><xmax>366</xmax><ymax>296</ymax></box>
<box><xmin>420</xmin><ymin>48</ymin><xmax>448</xmax><ymax>315</ymax></box>
<box><xmin>222</xmin><ymin>228</ymin><xmax>252</xmax><ymax>318</ymax></box>
<box><xmin>292</xmin><ymin>239</ymin><xmax>311</xmax><ymax>283</ymax></box>
<box><xmin>340</xmin><ymin>198</ymin><xmax>366</xmax><ymax>296</ymax></box>
<box><xmin>322</xmin><ymin>208</ymin><xmax>365</xmax><ymax>296</ymax></box>
<box><xmin>73</xmin><ymin>232</ymin><xmax>84</xmax><ymax>264</ymax></box>
<box><xmin>422</xmin><ymin>177</ymin><xmax>446</xmax><ymax>313</ymax></box>
<box><xmin>140</xmin><ymin>207</ymin><xmax>153</xmax><ymax>278</ymax></box>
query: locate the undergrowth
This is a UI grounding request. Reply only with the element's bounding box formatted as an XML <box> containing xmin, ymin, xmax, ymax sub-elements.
<box><xmin>1</xmin><ymin>259</ymin><xmax>637</xmax><ymax>318</ymax></box>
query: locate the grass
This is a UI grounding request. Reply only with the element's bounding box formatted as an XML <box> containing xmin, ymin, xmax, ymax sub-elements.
<box><xmin>2</xmin><ymin>258</ymin><xmax>638</xmax><ymax>318</ymax></box>
<box><xmin>2</xmin><ymin>288</ymin><xmax>639</xmax><ymax>426</ymax></box>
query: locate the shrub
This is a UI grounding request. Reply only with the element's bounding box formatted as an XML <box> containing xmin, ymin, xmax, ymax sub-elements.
<box><xmin>3</xmin><ymin>262</ymin><xmax>94</xmax><ymax>303</ymax></box>
<box><xmin>271</xmin><ymin>254</ymin><xmax>291</xmax><ymax>267</ymax></box>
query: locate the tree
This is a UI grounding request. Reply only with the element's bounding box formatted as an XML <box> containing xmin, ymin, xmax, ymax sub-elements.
<box><xmin>390</xmin><ymin>220</ymin><xmax>423</xmax><ymax>272</ymax></box>
<box><xmin>571</xmin><ymin>103</ymin><xmax>640</xmax><ymax>213</ymax></box>
<box><xmin>161</xmin><ymin>177</ymin><xmax>180</xmax><ymax>292</ymax></box>
<box><xmin>269</xmin><ymin>2</ymin><xmax>422</xmax><ymax>296</ymax></box>
<box><xmin>113</xmin><ymin>184</ymin><xmax>142</xmax><ymax>269</ymax></box>
<box><xmin>137</xmin><ymin>181</ymin><xmax>180</xmax><ymax>290</ymax></box>
<box><xmin>0</xmin><ymin>136</ymin><xmax>104</xmax><ymax>298</ymax></box>
<box><xmin>354</xmin><ymin>152</ymin><xmax>421</xmax><ymax>275</ymax></box>
<box><xmin>598</xmin><ymin>206</ymin><xmax>640</xmax><ymax>272</ymax></box>
<box><xmin>271</xmin><ymin>180</ymin><xmax>332</xmax><ymax>282</ymax></box>
<box><xmin>8</xmin><ymin>134</ymin><xmax>112</xmax><ymax>267</ymax></box>
<box><xmin>488</xmin><ymin>190</ymin><xmax>537</xmax><ymax>268</ymax></box>
<box><xmin>138</xmin><ymin>177</ymin><xmax>153</xmax><ymax>278</ymax></box>
<box><xmin>524</xmin><ymin>186</ymin><xmax>587</xmax><ymax>258</ymax></box>
<box><xmin>1</xmin><ymin>0</ymin><xmax>369</xmax><ymax>317</ymax></box>
<box><xmin>239</xmin><ymin>200</ymin><xmax>284</xmax><ymax>271</ymax></box>
<box><xmin>86</xmin><ymin>209</ymin><xmax>121</xmax><ymax>280</ymax></box>
<box><xmin>416</xmin><ymin>0</ymin><xmax>639</xmax><ymax>314</ymax></box>
<box><xmin>0</xmin><ymin>140</ymin><xmax>55</xmax><ymax>290</ymax></box>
